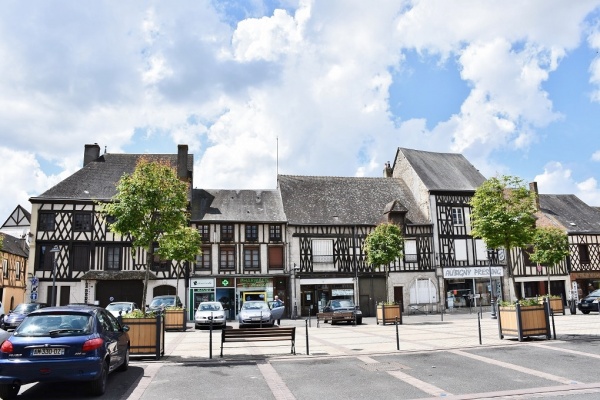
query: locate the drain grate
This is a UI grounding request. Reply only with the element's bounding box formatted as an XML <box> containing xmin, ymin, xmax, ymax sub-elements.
<box><xmin>360</xmin><ymin>362</ymin><xmax>409</xmax><ymax>372</ymax></box>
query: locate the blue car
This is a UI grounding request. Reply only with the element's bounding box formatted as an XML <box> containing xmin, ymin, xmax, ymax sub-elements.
<box><xmin>0</xmin><ymin>304</ymin><xmax>130</xmax><ymax>399</ymax></box>
<box><xmin>1</xmin><ymin>303</ymin><xmax>48</xmax><ymax>331</ymax></box>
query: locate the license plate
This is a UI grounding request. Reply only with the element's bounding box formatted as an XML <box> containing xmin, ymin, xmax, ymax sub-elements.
<box><xmin>251</xmin><ymin>317</ymin><xmax>261</xmax><ymax>321</ymax></box>
<box><xmin>32</xmin><ymin>348</ymin><xmax>65</xmax><ymax>356</ymax></box>
<box><xmin>581</xmin><ymin>303</ymin><xmax>589</xmax><ymax>307</ymax></box>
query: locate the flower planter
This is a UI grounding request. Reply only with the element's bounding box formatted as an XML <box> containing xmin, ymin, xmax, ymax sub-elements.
<box><xmin>498</xmin><ymin>302</ymin><xmax>551</xmax><ymax>342</ymax></box>
<box><xmin>376</xmin><ymin>304</ymin><xmax>402</xmax><ymax>325</ymax></box>
<box><xmin>538</xmin><ymin>296</ymin><xmax>564</xmax><ymax>316</ymax></box>
<box><xmin>122</xmin><ymin>315</ymin><xmax>165</xmax><ymax>359</ymax></box>
<box><xmin>164</xmin><ymin>308</ymin><xmax>187</xmax><ymax>331</ymax></box>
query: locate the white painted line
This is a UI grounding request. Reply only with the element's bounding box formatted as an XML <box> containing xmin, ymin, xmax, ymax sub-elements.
<box><xmin>387</xmin><ymin>369</ymin><xmax>453</xmax><ymax>397</ymax></box>
<box><xmin>257</xmin><ymin>362</ymin><xmax>296</xmax><ymax>400</ymax></box>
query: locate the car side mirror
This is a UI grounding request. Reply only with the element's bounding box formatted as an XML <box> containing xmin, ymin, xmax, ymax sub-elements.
<box><xmin>122</xmin><ymin>325</ymin><xmax>130</xmax><ymax>332</ymax></box>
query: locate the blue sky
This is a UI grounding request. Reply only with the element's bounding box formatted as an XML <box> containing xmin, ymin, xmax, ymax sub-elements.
<box><xmin>1</xmin><ymin>1</ymin><xmax>600</xmax><ymax>223</ymax></box>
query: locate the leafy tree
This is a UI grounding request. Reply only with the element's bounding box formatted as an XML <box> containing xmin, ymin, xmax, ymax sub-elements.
<box><xmin>528</xmin><ymin>227</ymin><xmax>569</xmax><ymax>296</ymax></box>
<box><xmin>98</xmin><ymin>158</ymin><xmax>201</xmax><ymax>311</ymax></box>
<box><xmin>0</xmin><ymin>233</ymin><xmax>4</xmax><ymax>251</ymax></box>
<box><xmin>363</xmin><ymin>223</ymin><xmax>404</xmax><ymax>301</ymax></box>
<box><xmin>470</xmin><ymin>175</ymin><xmax>537</xmax><ymax>300</ymax></box>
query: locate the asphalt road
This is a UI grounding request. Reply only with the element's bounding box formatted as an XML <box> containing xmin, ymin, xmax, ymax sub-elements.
<box><xmin>7</xmin><ymin>312</ymin><xmax>600</xmax><ymax>400</ymax></box>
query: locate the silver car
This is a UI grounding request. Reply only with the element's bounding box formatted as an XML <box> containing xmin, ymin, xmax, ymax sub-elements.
<box><xmin>195</xmin><ymin>301</ymin><xmax>227</xmax><ymax>329</ymax></box>
<box><xmin>106</xmin><ymin>302</ymin><xmax>140</xmax><ymax>318</ymax></box>
<box><xmin>238</xmin><ymin>301</ymin><xmax>273</xmax><ymax>327</ymax></box>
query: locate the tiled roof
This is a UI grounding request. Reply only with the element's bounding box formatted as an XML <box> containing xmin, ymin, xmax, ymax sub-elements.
<box><xmin>539</xmin><ymin>194</ymin><xmax>600</xmax><ymax>233</ymax></box>
<box><xmin>1</xmin><ymin>232</ymin><xmax>28</xmax><ymax>258</ymax></box>
<box><xmin>191</xmin><ymin>189</ymin><xmax>286</xmax><ymax>222</ymax></box>
<box><xmin>30</xmin><ymin>153</ymin><xmax>193</xmax><ymax>202</ymax></box>
<box><xmin>278</xmin><ymin>175</ymin><xmax>427</xmax><ymax>225</ymax></box>
<box><xmin>397</xmin><ymin>148</ymin><xmax>486</xmax><ymax>191</ymax></box>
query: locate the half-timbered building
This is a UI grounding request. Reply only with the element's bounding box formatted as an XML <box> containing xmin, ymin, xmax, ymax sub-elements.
<box><xmin>0</xmin><ymin>233</ymin><xmax>29</xmax><ymax>310</ymax></box>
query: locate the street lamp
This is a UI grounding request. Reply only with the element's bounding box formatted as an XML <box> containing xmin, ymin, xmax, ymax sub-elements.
<box><xmin>487</xmin><ymin>249</ymin><xmax>497</xmax><ymax>319</ymax></box>
<box><xmin>50</xmin><ymin>245</ymin><xmax>60</xmax><ymax>306</ymax></box>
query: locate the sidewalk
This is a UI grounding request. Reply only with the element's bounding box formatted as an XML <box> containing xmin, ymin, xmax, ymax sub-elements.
<box><xmin>157</xmin><ymin>310</ymin><xmax>600</xmax><ymax>362</ymax></box>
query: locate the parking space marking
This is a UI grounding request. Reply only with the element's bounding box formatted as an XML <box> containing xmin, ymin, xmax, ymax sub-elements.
<box><xmin>258</xmin><ymin>362</ymin><xmax>296</xmax><ymax>400</ymax></box>
<box><xmin>530</xmin><ymin>342</ymin><xmax>600</xmax><ymax>359</ymax></box>
<box><xmin>125</xmin><ymin>363</ymin><xmax>163</xmax><ymax>400</ymax></box>
<box><xmin>449</xmin><ymin>349</ymin><xmax>582</xmax><ymax>385</ymax></box>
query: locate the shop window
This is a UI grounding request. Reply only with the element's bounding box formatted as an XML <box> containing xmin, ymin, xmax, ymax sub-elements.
<box><xmin>73</xmin><ymin>212</ymin><xmax>92</xmax><ymax>232</ymax></box>
<box><xmin>404</xmin><ymin>239</ymin><xmax>417</xmax><ymax>262</ymax></box>
<box><xmin>579</xmin><ymin>244</ymin><xmax>590</xmax><ymax>264</ymax></box>
<box><xmin>219</xmin><ymin>246</ymin><xmax>235</xmax><ymax>270</ymax></box>
<box><xmin>454</xmin><ymin>239</ymin><xmax>467</xmax><ymax>261</ymax></box>
<box><xmin>72</xmin><ymin>245</ymin><xmax>91</xmax><ymax>272</ymax></box>
<box><xmin>245</xmin><ymin>225</ymin><xmax>258</xmax><ymax>242</ymax></box>
<box><xmin>38</xmin><ymin>212</ymin><xmax>56</xmax><ymax>231</ymax></box>
<box><xmin>221</xmin><ymin>225</ymin><xmax>234</xmax><ymax>242</ymax></box>
<box><xmin>268</xmin><ymin>246</ymin><xmax>284</xmax><ymax>269</ymax></box>
<box><xmin>195</xmin><ymin>246</ymin><xmax>211</xmax><ymax>271</ymax></box>
<box><xmin>105</xmin><ymin>246</ymin><xmax>121</xmax><ymax>271</ymax></box>
<box><xmin>452</xmin><ymin>208</ymin><xmax>464</xmax><ymax>226</ymax></box>
<box><xmin>244</xmin><ymin>247</ymin><xmax>260</xmax><ymax>270</ymax></box>
<box><xmin>312</xmin><ymin>239</ymin><xmax>333</xmax><ymax>263</ymax></box>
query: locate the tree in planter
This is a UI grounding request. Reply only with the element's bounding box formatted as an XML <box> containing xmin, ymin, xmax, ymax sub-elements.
<box><xmin>470</xmin><ymin>175</ymin><xmax>537</xmax><ymax>300</ymax></box>
<box><xmin>528</xmin><ymin>226</ymin><xmax>569</xmax><ymax>296</ymax></box>
<box><xmin>363</xmin><ymin>223</ymin><xmax>404</xmax><ymax>302</ymax></box>
<box><xmin>98</xmin><ymin>158</ymin><xmax>201</xmax><ymax>312</ymax></box>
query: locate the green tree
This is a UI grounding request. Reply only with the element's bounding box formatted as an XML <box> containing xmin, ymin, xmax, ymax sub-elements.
<box><xmin>98</xmin><ymin>158</ymin><xmax>201</xmax><ymax>311</ymax></box>
<box><xmin>363</xmin><ymin>223</ymin><xmax>404</xmax><ymax>302</ymax></box>
<box><xmin>528</xmin><ymin>226</ymin><xmax>569</xmax><ymax>296</ymax></box>
<box><xmin>470</xmin><ymin>175</ymin><xmax>537</xmax><ymax>300</ymax></box>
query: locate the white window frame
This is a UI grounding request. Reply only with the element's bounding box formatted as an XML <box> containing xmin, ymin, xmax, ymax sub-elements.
<box><xmin>15</xmin><ymin>261</ymin><xmax>21</xmax><ymax>279</ymax></box>
<box><xmin>475</xmin><ymin>240</ymin><xmax>488</xmax><ymax>261</ymax></box>
<box><xmin>452</xmin><ymin>207</ymin><xmax>464</xmax><ymax>226</ymax></box>
<box><xmin>454</xmin><ymin>239</ymin><xmax>468</xmax><ymax>261</ymax></box>
<box><xmin>312</xmin><ymin>239</ymin><xmax>334</xmax><ymax>263</ymax></box>
<box><xmin>2</xmin><ymin>259</ymin><xmax>7</xmax><ymax>278</ymax></box>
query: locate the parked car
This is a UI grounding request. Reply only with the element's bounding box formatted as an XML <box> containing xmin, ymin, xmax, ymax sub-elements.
<box><xmin>106</xmin><ymin>301</ymin><xmax>140</xmax><ymax>318</ymax></box>
<box><xmin>578</xmin><ymin>289</ymin><xmax>600</xmax><ymax>314</ymax></box>
<box><xmin>238</xmin><ymin>301</ymin><xmax>274</xmax><ymax>327</ymax></box>
<box><xmin>194</xmin><ymin>301</ymin><xmax>227</xmax><ymax>329</ymax></box>
<box><xmin>323</xmin><ymin>299</ymin><xmax>363</xmax><ymax>324</ymax></box>
<box><xmin>0</xmin><ymin>303</ymin><xmax>48</xmax><ymax>331</ymax></box>
<box><xmin>0</xmin><ymin>304</ymin><xmax>130</xmax><ymax>398</ymax></box>
<box><xmin>147</xmin><ymin>295</ymin><xmax>182</xmax><ymax>313</ymax></box>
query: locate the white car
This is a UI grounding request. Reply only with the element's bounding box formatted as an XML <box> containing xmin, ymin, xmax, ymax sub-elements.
<box><xmin>238</xmin><ymin>301</ymin><xmax>273</xmax><ymax>327</ymax></box>
<box><xmin>105</xmin><ymin>301</ymin><xmax>140</xmax><ymax>318</ymax></box>
<box><xmin>195</xmin><ymin>301</ymin><xmax>227</xmax><ymax>329</ymax></box>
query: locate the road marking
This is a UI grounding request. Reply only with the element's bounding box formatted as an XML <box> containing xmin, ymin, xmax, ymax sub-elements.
<box><xmin>258</xmin><ymin>362</ymin><xmax>296</xmax><ymax>400</ymax></box>
<box><xmin>125</xmin><ymin>363</ymin><xmax>163</xmax><ymax>400</ymax></box>
<box><xmin>530</xmin><ymin>342</ymin><xmax>600</xmax><ymax>359</ymax></box>
<box><xmin>449</xmin><ymin>349</ymin><xmax>581</xmax><ymax>385</ymax></box>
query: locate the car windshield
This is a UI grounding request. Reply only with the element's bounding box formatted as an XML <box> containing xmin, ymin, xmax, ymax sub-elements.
<box><xmin>14</xmin><ymin>313</ymin><xmax>92</xmax><ymax>337</ymax></box>
<box><xmin>587</xmin><ymin>289</ymin><xmax>600</xmax><ymax>298</ymax></box>
<box><xmin>150</xmin><ymin>298</ymin><xmax>174</xmax><ymax>307</ymax></box>
<box><xmin>107</xmin><ymin>303</ymin><xmax>134</xmax><ymax>313</ymax></box>
<box><xmin>331</xmin><ymin>300</ymin><xmax>355</xmax><ymax>308</ymax></box>
<box><xmin>242</xmin><ymin>302</ymin><xmax>268</xmax><ymax>310</ymax></box>
<box><xmin>199</xmin><ymin>303</ymin><xmax>222</xmax><ymax>311</ymax></box>
<box><xmin>12</xmin><ymin>303</ymin><xmax>41</xmax><ymax>314</ymax></box>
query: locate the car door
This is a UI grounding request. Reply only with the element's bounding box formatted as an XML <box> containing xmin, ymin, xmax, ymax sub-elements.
<box><xmin>98</xmin><ymin>310</ymin><xmax>123</xmax><ymax>371</ymax></box>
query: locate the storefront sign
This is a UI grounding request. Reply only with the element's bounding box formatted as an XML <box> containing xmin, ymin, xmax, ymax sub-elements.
<box><xmin>332</xmin><ymin>289</ymin><xmax>354</xmax><ymax>296</ymax></box>
<box><xmin>571</xmin><ymin>272</ymin><xmax>600</xmax><ymax>279</ymax></box>
<box><xmin>237</xmin><ymin>277</ymin><xmax>271</xmax><ymax>288</ymax></box>
<box><xmin>190</xmin><ymin>278</ymin><xmax>215</xmax><ymax>288</ymax></box>
<box><xmin>443</xmin><ymin>266</ymin><xmax>504</xmax><ymax>279</ymax></box>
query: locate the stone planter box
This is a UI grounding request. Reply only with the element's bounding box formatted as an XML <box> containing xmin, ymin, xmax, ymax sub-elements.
<box><xmin>164</xmin><ymin>308</ymin><xmax>187</xmax><ymax>331</ymax></box>
<box><xmin>538</xmin><ymin>296</ymin><xmax>564</xmax><ymax>315</ymax></box>
<box><xmin>498</xmin><ymin>302</ymin><xmax>551</xmax><ymax>342</ymax></box>
<box><xmin>376</xmin><ymin>304</ymin><xmax>402</xmax><ymax>325</ymax></box>
<box><xmin>122</xmin><ymin>315</ymin><xmax>165</xmax><ymax>360</ymax></box>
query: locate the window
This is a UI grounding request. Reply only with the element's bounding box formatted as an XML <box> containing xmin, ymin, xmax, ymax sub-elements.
<box><xmin>579</xmin><ymin>244</ymin><xmax>590</xmax><ymax>264</ymax></box>
<box><xmin>475</xmin><ymin>240</ymin><xmax>488</xmax><ymax>261</ymax></box>
<box><xmin>221</xmin><ymin>225</ymin><xmax>234</xmax><ymax>242</ymax></box>
<box><xmin>152</xmin><ymin>244</ymin><xmax>171</xmax><ymax>271</ymax></box>
<box><xmin>245</xmin><ymin>225</ymin><xmax>258</xmax><ymax>241</ymax></box>
<box><xmin>38</xmin><ymin>212</ymin><xmax>56</xmax><ymax>231</ymax></box>
<box><xmin>198</xmin><ymin>225</ymin><xmax>210</xmax><ymax>242</ymax></box>
<box><xmin>219</xmin><ymin>247</ymin><xmax>235</xmax><ymax>270</ymax></box>
<box><xmin>454</xmin><ymin>239</ymin><xmax>467</xmax><ymax>261</ymax></box>
<box><xmin>73</xmin><ymin>212</ymin><xmax>92</xmax><ymax>232</ymax></box>
<box><xmin>105</xmin><ymin>246</ymin><xmax>121</xmax><ymax>271</ymax></box>
<box><xmin>312</xmin><ymin>239</ymin><xmax>333</xmax><ymax>263</ymax></box>
<box><xmin>451</xmin><ymin>208</ymin><xmax>464</xmax><ymax>226</ymax></box>
<box><xmin>244</xmin><ymin>247</ymin><xmax>260</xmax><ymax>269</ymax></box>
<box><xmin>15</xmin><ymin>261</ymin><xmax>21</xmax><ymax>279</ymax></box>
<box><xmin>523</xmin><ymin>246</ymin><xmax>535</xmax><ymax>266</ymax></box>
<box><xmin>269</xmin><ymin>225</ymin><xmax>282</xmax><ymax>242</ymax></box>
<box><xmin>72</xmin><ymin>245</ymin><xmax>91</xmax><ymax>272</ymax></box>
<box><xmin>37</xmin><ymin>245</ymin><xmax>56</xmax><ymax>271</ymax></box>
<box><xmin>268</xmin><ymin>246</ymin><xmax>284</xmax><ymax>269</ymax></box>
<box><xmin>104</xmin><ymin>215</ymin><xmax>116</xmax><ymax>228</ymax></box>
<box><xmin>404</xmin><ymin>239</ymin><xmax>417</xmax><ymax>262</ymax></box>
<box><xmin>195</xmin><ymin>246</ymin><xmax>211</xmax><ymax>270</ymax></box>
<box><xmin>2</xmin><ymin>259</ymin><xmax>7</xmax><ymax>278</ymax></box>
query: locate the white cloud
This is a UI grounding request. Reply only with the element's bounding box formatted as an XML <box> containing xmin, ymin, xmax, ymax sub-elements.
<box><xmin>534</xmin><ymin>162</ymin><xmax>600</xmax><ymax>206</ymax></box>
<box><xmin>588</xmin><ymin>23</ymin><xmax>600</xmax><ymax>102</ymax></box>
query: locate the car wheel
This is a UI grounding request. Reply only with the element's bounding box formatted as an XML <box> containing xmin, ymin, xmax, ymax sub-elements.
<box><xmin>581</xmin><ymin>310</ymin><xmax>591</xmax><ymax>314</ymax></box>
<box><xmin>195</xmin><ymin>324</ymin><xmax>200</xmax><ymax>330</ymax></box>
<box><xmin>0</xmin><ymin>383</ymin><xmax>20</xmax><ymax>399</ymax></box>
<box><xmin>356</xmin><ymin>318</ymin><xmax>362</xmax><ymax>325</ymax></box>
<box><xmin>117</xmin><ymin>346</ymin><xmax>130</xmax><ymax>372</ymax></box>
<box><xmin>89</xmin><ymin>360</ymin><xmax>108</xmax><ymax>396</ymax></box>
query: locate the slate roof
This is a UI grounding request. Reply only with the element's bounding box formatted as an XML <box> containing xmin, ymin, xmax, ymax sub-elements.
<box><xmin>278</xmin><ymin>175</ymin><xmax>427</xmax><ymax>225</ymax></box>
<box><xmin>30</xmin><ymin>153</ymin><xmax>193</xmax><ymax>202</ymax></box>
<box><xmin>539</xmin><ymin>194</ymin><xmax>600</xmax><ymax>233</ymax></box>
<box><xmin>191</xmin><ymin>189</ymin><xmax>286</xmax><ymax>223</ymax></box>
<box><xmin>1</xmin><ymin>232</ymin><xmax>28</xmax><ymax>258</ymax></box>
<box><xmin>397</xmin><ymin>148</ymin><xmax>486</xmax><ymax>191</ymax></box>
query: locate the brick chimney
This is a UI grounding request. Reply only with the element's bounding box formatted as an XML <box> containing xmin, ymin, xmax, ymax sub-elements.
<box><xmin>83</xmin><ymin>144</ymin><xmax>101</xmax><ymax>167</ymax></box>
<box><xmin>529</xmin><ymin>181</ymin><xmax>540</xmax><ymax>211</ymax></box>
<box><xmin>177</xmin><ymin>144</ymin><xmax>189</xmax><ymax>180</ymax></box>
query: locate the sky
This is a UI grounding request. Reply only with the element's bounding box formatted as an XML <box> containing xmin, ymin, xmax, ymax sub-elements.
<box><xmin>1</xmin><ymin>0</ymin><xmax>600</xmax><ymax>223</ymax></box>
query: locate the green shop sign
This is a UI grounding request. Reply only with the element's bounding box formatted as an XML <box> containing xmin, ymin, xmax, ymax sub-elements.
<box><xmin>237</xmin><ymin>278</ymin><xmax>271</xmax><ymax>288</ymax></box>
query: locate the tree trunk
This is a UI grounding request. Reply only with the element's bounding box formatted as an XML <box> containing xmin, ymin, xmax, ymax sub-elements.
<box><xmin>142</xmin><ymin>245</ymin><xmax>153</xmax><ymax>313</ymax></box>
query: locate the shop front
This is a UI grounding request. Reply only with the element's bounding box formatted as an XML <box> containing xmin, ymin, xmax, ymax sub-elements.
<box><xmin>298</xmin><ymin>277</ymin><xmax>356</xmax><ymax>317</ymax></box>
<box><xmin>443</xmin><ymin>266</ymin><xmax>503</xmax><ymax>309</ymax></box>
<box><xmin>570</xmin><ymin>272</ymin><xmax>600</xmax><ymax>300</ymax></box>
<box><xmin>188</xmin><ymin>278</ymin><xmax>215</xmax><ymax>320</ymax></box>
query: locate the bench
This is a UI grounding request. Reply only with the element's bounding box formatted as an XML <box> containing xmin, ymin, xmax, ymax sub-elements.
<box><xmin>408</xmin><ymin>304</ymin><xmax>429</xmax><ymax>315</ymax></box>
<box><xmin>220</xmin><ymin>327</ymin><xmax>296</xmax><ymax>357</ymax></box>
<box><xmin>316</xmin><ymin>311</ymin><xmax>356</xmax><ymax>327</ymax></box>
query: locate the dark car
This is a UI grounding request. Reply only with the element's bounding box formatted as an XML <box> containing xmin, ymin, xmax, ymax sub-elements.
<box><xmin>147</xmin><ymin>295</ymin><xmax>182</xmax><ymax>313</ymax></box>
<box><xmin>1</xmin><ymin>303</ymin><xmax>48</xmax><ymax>331</ymax></box>
<box><xmin>0</xmin><ymin>304</ymin><xmax>130</xmax><ymax>399</ymax></box>
<box><xmin>578</xmin><ymin>289</ymin><xmax>600</xmax><ymax>314</ymax></box>
<box><xmin>323</xmin><ymin>299</ymin><xmax>363</xmax><ymax>324</ymax></box>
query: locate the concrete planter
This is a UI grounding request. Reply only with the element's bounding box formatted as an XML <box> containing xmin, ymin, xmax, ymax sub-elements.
<box><xmin>498</xmin><ymin>301</ymin><xmax>551</xmax><ymax>342</ymax></box>
<box><xmin>122</xmin><ymin>315</ymin><xmax>165</xmax><ymax>360</ymax></box>
<box><xmin>376</xmin><ymin>304</ymin><xmax>402</xmax><ymax>325</ymax></box>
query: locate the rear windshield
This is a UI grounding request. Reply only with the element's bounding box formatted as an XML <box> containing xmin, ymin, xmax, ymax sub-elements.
<box><xmin>14</xmin><ymin>313</ymin><xmax>92</xmax><ymax>337</ymax></box>
<box><xmin>12</xmin><ymin>303</ymin><xmax>42</xmax><ymax>314</ymax></box>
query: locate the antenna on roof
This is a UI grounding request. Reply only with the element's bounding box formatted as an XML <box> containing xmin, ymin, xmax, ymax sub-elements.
<box><xmin>104</xmin><ymin>146</ymin><xmax>107</xmax><ymax>154</ymax></box>
<box><xmin>276</xmin><ymin>136</ymin><xmax>279</xmax><ymax>178</ymax></box>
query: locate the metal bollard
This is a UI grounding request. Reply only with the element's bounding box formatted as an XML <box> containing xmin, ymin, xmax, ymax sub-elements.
<box><xmin>209</xmin><ymin>312</ymin><xmax>213</xmax><ymax>359</ymax></box>
<box><xmin>395</xmin><ymin>316</ymin><xmax>400</xmax><ymax>350</ymax></box>
<box><xmin>477</xmin><ymin>312</ymin><xmax>482</xmax><ymax>345</ymax></box>
<box><xmin>305</xmin><ymin>319</ymin><xmax>310</xmax><ymax>355</ymax></box>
